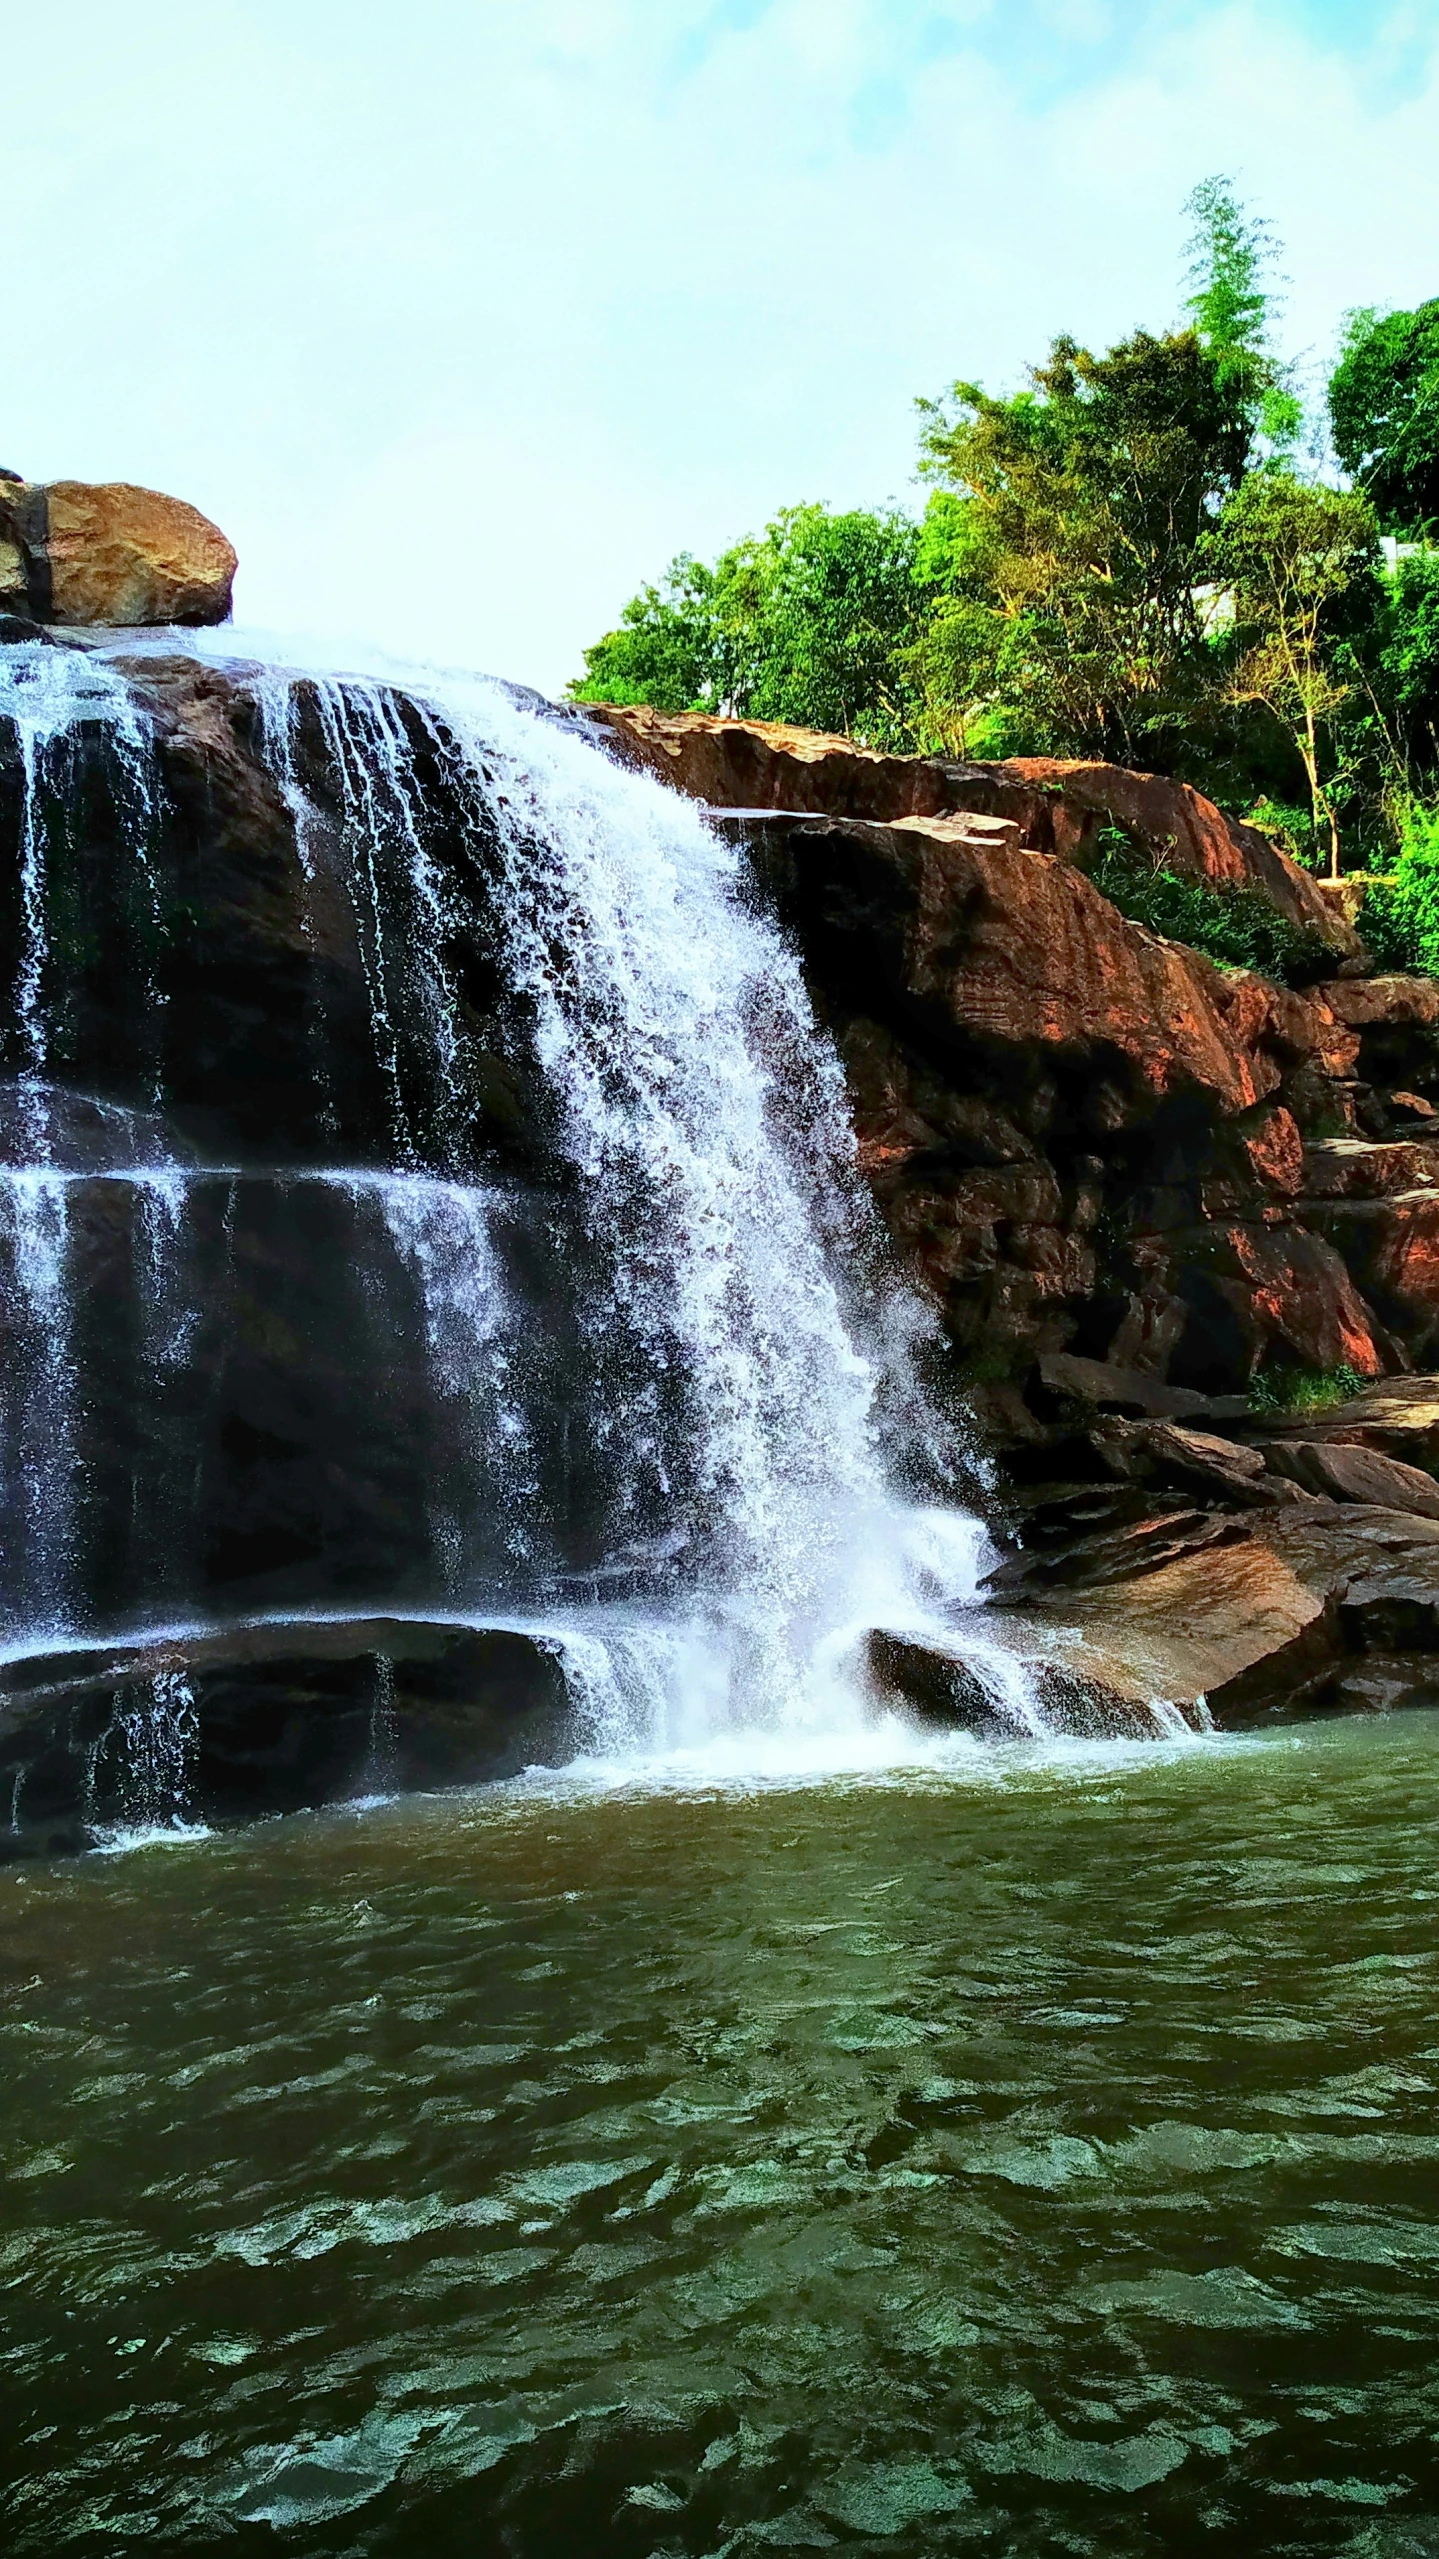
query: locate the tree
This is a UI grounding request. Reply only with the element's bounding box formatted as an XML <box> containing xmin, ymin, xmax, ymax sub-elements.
<box><xmin>570</xmin><ymin>553</ymin><xmax>728</xmax><ymax>714</ymax></box>
<box><xmin>571</xmin><ymin>504</ymin><xmax>925</xmax><ymax>747</ymax></box>
<box><xmin>916</xmin><ymin>327</ymin><xmax>1252</xmax><ymax>763</ymax></box>
<box><xmin>1379</xmin><ymin>551</ymin><xmax>1439</xmax><ymax>768</ymax></box>
<box><xmin>1210</xmin><ymin>473</ymin><xmax>1379</xmax><ymax>877</ymax></box>
<box><xmin>1330</xmin><ymin>300</ymin><xmax>1439</xmax><ymax>536</ymax></box>
<box><xmin>1183</xmin><ymin>176</ymin><xmax>1303</xmax><ymax>450</ymax></box>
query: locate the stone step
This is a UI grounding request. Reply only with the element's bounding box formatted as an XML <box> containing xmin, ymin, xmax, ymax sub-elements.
<box><xmin>1302</xmin><ymin>1136</ymin><xmax>1439</xmax><ymax>1199</ymax></box>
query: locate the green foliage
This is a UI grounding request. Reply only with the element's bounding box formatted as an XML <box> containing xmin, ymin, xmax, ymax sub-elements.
<box><xmin>1242</xmin><ymin>795</ymin><xmax>1322</xmax><ymax>869</ymax></box>
<box><xmin>571</xmin><ymin>504</ymin><xmax>925</xmax><ymax>748</ymax></box>
<box><xmin>1330</xmin><ymin>299</ymin><xmax>1439</xmax><ymax>536</ymax></box>
<box><xmin>572</xmin><ymin>183</ymin><xmax>1439</xmax><ymax>899</ymax></box>
<box><xmin>1184</xmin><ymin>174</ymin><xmax>1302</xmax><ymax>449</ymax></box>
<box><xmin>1086</xmin><ymin>829</ymin><xmax>1328</xmax><ymax>985</ymax></box>
<box><xmin>1358</xmin><ymin>799</ymin><xmax>1439</xmax><ymax>974</ymax></box>
<box><xmin>1207</xmin><ymin>472</ymin><xmax>1380</xmax><ymax>875</ymax></box>
<box><xmin>1248</xmin><ymin>1362</ymin><xmax>1367</xmax><ymax>1419</ymax></box>
<box><xmin>915</xmin><ymin>327</ymin><xmax>1252</xmax><ymax>764</ymax></box>
<box><xmin>571</xmin><ymin>553</ymin><xmax>723</xmax><ymax>714</ymax></box>
<box><xmin>1376</xmin><ymin>550</ymin><xmax>1439</xmax><ymax>766</ymax></box>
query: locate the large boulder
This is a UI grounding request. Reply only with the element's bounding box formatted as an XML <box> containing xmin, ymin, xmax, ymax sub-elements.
<box><xmin>0</xmin><ymin>477</ymin><xmax>235</xmax><ymax>626</ymax></box>
<box><xmin>998</xmin><ymin>1497</ymin><xmax>1439</xmax><ymax>1728</ymax></box>
<box><xmin>0</xmin><ymin>1617</ymin><xmax>574</xmax><ymax>1861</ymax></box>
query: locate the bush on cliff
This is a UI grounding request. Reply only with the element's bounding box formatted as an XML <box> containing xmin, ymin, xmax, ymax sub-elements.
<box><xmin>1249</xmin><ymin>1361</ymin><xmax>1368</xmax><ymax>1419</ymax></box>
<box><xmin>1088</xmin><ymin>830</ymin><xmax>1329</xmax><ymax>986</ymax></box>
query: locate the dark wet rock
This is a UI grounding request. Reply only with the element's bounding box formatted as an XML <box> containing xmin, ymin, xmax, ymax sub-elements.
<box><xmin>986</xmin><ymin>1505</ymin><xmax>1256</xmax><ymax>1600</ymax></box>
<box><xmin>864</xmin><ymin>1629</ymin><xmax>1011</xmax><ymax>1735</ymax></box>
<box><xmin>0</xmin><ymin>1617</ymin><xmax>573</xmax><ymax>1861</ymax></box>
<box><xmin>1261</xmin><ymin>1439</ymin><xmax>1439</xmax><ymax>1520</ymax></box>
<box><xmin>1089</xmin><ymin>1417</ymin><xmax>1285</xmax><ymax>1508</ymax></box>
<box><xmin>1035</xmin><ymin>1354</ymin><xmax>1250</xmax><ymax>1424</ymax></box>
<box><xmin>0</xmin><ymin>1084</ymin><xmax>198</xmax><ymax>1171</ymax></box>
<box><xmin>864</xmin><ymin>1625</ymin><xmax>1162</xmax><ymax>1739</ymax></box>
<box><xmin>1026</xmin><ymin>1660</ymin><xmax>1178</xmax><ymax>1739</ymax></box>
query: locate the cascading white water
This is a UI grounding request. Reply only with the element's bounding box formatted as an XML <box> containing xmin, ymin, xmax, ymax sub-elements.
<box><xmin>0</xmin><ymin>645</ymin><xmax>162</xmax><ymax>1115</ymax></box>
<box><xmin>217</xmin><ymin>637</ymin><xmax>1044</xmax><ymax>1755</ymax></box>
<box><xmin>113</xmin><ymin>1668</ymin><xmax>200</xmax><ymax>1831</ymax></box>
<box><xmin>254</xmin><ymin>666</ymin><xmax>468</xmax><ymax>1164</ymax></box>
<box><xmin>0</xmin><ymin>648</ymin><xmax>177</xmax><ymax>1637</ymax></box>
<box><xmin>370</xmin><ymin>1173</ymin><xmax>538</xmax><ymax>1584</ymax></box>
<box><xmin>0</xmin><ymin>623</ymin><xmax>1070</xmax><ymax>1774</ymax></box>
<box><xmin>0</xmin><ymin>1168</ymin><xmax>78</xmax><ymax>1633</ymax></box>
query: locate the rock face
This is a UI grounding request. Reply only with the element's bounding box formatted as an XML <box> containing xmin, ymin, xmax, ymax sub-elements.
<box><xmin>581</xmin><ymin>703</ymin><xmax>1439</xmax><ymax>1732</ymax></box>
<box><xmin>734</xmin><ymin>805</ymin><xmax>1389</xmax><ymax>1398</ymax></box>
<box><xmin>586</xmin><ymin>703</ymin><xmax>1357</xmax><ymax>961</ymax></box>
<box><xmin>577</xmin><ymin>709</ymin><xmax>1439</xmax><ymax>1422</ymax></box>
<box><xmin>0</xmin><ymin>480</ymin><xmax>236</xmax><ymax>625</ymax></box>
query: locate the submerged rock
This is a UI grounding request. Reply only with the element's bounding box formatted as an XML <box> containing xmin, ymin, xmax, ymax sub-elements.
<box><xmin>863</xmin><ymin>1625</ymin><xmax>1158</xmax><ymax>1739</ymax></box>
<box><xmin>865</xmin><ymin>1629</ymin><xmax>1011</xmax><ymax>1735</ymax></box>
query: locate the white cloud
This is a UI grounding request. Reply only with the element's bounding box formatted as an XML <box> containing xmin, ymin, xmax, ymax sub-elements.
<box><xmin>2</xmin><ymin>0</ymin><xmax>1434</xmax><ymax>689</ymax></box>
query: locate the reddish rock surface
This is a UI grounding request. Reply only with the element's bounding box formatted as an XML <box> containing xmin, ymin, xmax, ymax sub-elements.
<box><xmin>587</xmin><ymin>702</ymin><xmax>1358</xmax><ymax>959</ymax></box>
<box><xmin>573</xmin><ymin>708</ymin><xmax>1439</xmax><ymax>1420</ymax></box>
<box><xmin>997</xmin><ymin>756</ymin><xmax>1339</xmax><ymax>947</ymax></box>
<box><xmin>738</xmin><ymin>805</ymin><xmax>1392</xmax><ymax>1393</ymax></box>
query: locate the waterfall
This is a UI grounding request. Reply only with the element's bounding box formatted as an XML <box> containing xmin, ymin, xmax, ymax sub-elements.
<box><xmin>0</xmin><ymin>643</ymin><xmax>162</xmax><ymax>1121</ymax></box>
<box><xmin>229</xmin><ymin>642</ymin><xmax>1030</xmax><ymax>1750</ymax></box>
<box><xmin>0</xmin><ymin>1168</ymin><xmax>78</xmax><ymax>1633</ymax></box>
<box><xmin>112</xmin><ymin>1669</ymin><xmax>200</xmax><ymax>1833</ymax></box>
<box><xmin>0</xmin><ymin>624</ymin><xmax>1058</xmax><ymax>1785</ymax></box>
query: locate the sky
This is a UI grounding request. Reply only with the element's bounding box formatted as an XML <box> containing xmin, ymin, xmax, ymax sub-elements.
<box><xmin>6</xmin><ymin>0</ymin><xmax>1436</xmax><ymax>692</ymax></box>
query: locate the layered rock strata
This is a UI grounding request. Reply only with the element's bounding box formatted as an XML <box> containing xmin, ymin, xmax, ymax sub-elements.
<box><xmin>586</xmin><ymin>702</ymin><xmax>1359</xmax><ymax>960</ymax></box>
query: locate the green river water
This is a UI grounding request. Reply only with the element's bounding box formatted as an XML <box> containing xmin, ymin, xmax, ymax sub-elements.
<box><xmin>5</xmin><ymin>1718</ymin><xmax>1439</xmax><ymax>2557</ymax></box>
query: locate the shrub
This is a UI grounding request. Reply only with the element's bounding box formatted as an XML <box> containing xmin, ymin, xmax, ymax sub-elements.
<box><xmin>1358</xmin><ymin>799</ymin><xmax>1439</xmax><ymax>975</ymax></box>
<box><xmin>1086</xmin><ymin>831</ymin><xmax>1329</xmax><ymax>986</ymax></box>
<box><xmin>1248</xmin><ymin>1362</ymin><xmax>1367</xmax><ymax>1419</ymax></box>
